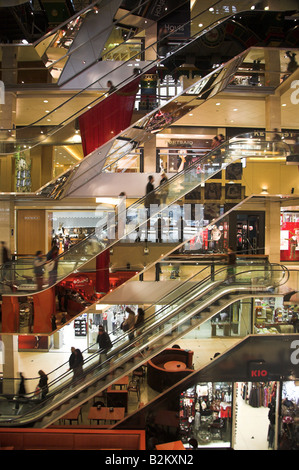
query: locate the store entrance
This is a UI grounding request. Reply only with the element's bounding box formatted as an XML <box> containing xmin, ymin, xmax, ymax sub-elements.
<box><xmin>229</xmin><ymin>211</ymin><xmax>265</xmax><ymax>254</ymax></box>
<box><xmin>234</xmin><ymin>382</ymin><xmax>277</xmax><ymax>450</ymax></box>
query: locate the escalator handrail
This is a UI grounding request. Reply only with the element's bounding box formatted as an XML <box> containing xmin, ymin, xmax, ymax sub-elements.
<box><xmin>36</xmin><ymin>0</ymin><xmax>192</xmax><ymax>74</ymax></box>
<box><xmin>0</xmin><ymin>0</ymin><xmax>277</xmax><ymax>141</ymax></box>
<box><xmin>0</xmin><ymin>0</ymin><xmax>233</xmax><ymax>136</ymax></box>
<box><xmin>0</xmin><ymin>262</ymin><xmax>288</xmax><ymax>394</ymax></box>
<box><xmin>1</xmin><ymin>130</ymin><xmax>297</xmax><ymax>285</ymax></box>
<box><xmin>0</xmin><ymin>263</ymin><xmax>289</xmax><ymax>425</ymax></box>
<box><xmin>40</xmin><ymin>50</ymin><xmax>298</xmax><ymax>199</ymax></box>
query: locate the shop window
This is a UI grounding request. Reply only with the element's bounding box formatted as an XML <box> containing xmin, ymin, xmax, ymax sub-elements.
<box><xmin>280</xmin><ymin>211</ymin><xmax>299</xmax><ymax>262</ymax></box>
<box><xmin>279</xmin><ymin>381</ymin><xmax>299</xmax><ymax>450</ymax></box>
<box><xmin>253</xmin><ymin>297</ymin><xmax>297</xmax><ymax>335</ymax></box>
<box><xmin>179</xmin><ymin>382</ymin><xmax>232</xmax><ymax>448</ymax></box>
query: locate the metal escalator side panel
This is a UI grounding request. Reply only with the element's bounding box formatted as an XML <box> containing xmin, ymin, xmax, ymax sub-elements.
<box><xmin>0</xmin><ymin>264</ymin><xmax>288</xmax><ymax>427</ymax></box>
<box><xmin>57</xmin><ymin>0</ymin><xmax>123</xmax><ymax>86</ymax></box>
<box><xmin>60</xmin><ymin>53</ymin><xmax>244</xmax><ymax>198</ymax></box>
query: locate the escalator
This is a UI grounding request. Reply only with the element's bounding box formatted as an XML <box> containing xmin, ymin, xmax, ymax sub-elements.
<box><xmin>0</xmin><ymin>2</ymin><xmax>297</xmax><ymax>428</ymax></box>
<box><xmin>1</xmin><ymin>4</ymin><xmax>297</xmax><ymax>166</ymax></box>
<box><xmin>0</xmin><ymin>0</ymin><xmax>273</xmax><ymax>159</ymax></box>
<box><xmin>37</xmin><ymin>0</ymin><xmax>195</xmax><ymax>87</ymax></box>
<box><xmin>0</xmin><ymin>131</ymin><xmax>295</xmax><ymax>296</ymax></box>
<box><xmin>0</xmin><ymin>260</ymin><xmax>289</xmax><ymax>427</ymax></box>
<box><xmin>115</xmin><ymin>332</ymin><xmax>299</xmax><ymax>446</ymax></box>
<box><xmin>35</xmin><ymin>21</ymin><xmax>299</xmax><ymax>199</ymax></box>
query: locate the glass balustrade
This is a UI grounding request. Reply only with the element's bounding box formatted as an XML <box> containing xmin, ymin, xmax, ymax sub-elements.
<box><xmin>0</xmin><ymin>261</ymin><xmax>289</xmax><ymax>426</ymax></box>
<box><xmin>37</xmin><ymin>47</ymin><xmax>298</xmax><ymax>199</ymax></box>
<box><xmin>0</xmin><ymin>1</ymin><xmax>289</xmax><ymax>157</ymax></box>
<box><xmin>0</xmin><ymin>131</ymin><xmax>297</xmax><ymax>295</ymax></box>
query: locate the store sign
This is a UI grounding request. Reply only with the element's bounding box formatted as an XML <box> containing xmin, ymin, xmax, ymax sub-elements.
<box><xmin>290</xmin><ymin>80</ymin><xmax>299</xmax><ymax>105</ymax></box>
<box><xmin>290</xmin><ymin>340</ymin><xmax>299</xmax><ymax>365</ymax></box>
<box><xmin>71</xmin><ymin>275</ymin><xmax>90</xmax><ymax>286</ymax></box>
<box><xmin>248</xmin><ymin>361</ymin><xmax>268</xmax><ymax>379</ymax></box>
<box><xmin>250</xmin><ymin>368</ymin><xmax>268</xmax><ymax>378</ymax></box>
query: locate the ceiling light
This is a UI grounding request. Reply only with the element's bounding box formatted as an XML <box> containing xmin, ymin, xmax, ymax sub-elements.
<box><xmin>72</xmin><ymin>133</ymin><xmax>81</xmax><ymax>143</ymax></box>
<box><xmin>216</xmin><ymin>102</ymin><xmax>221</xmax><ymax>106</ymax></box>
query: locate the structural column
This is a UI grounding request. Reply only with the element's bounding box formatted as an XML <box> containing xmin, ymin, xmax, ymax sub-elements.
<box><xmin>0</xmin><ymin>46</ymin><xmax>17</xmax><ymax>193</ymax></box>
<box><xmin>142</xmin><ymin>22</ymin><xmax>159</xmax><ymax>173</ymax></box>
<box><xmin>143</xmin><ymin>137</ymin><xmax>157</xmax><ymax>174</ymax></box>
<box><xmin>2</xmin><ymin>335</ymin><xmax>19</xmax><ymax>395</ymax></box>
<box><xmin>264</xmin><ymin>49</ymin><xmax>282</xmax><ymax>137</ymax></box>
<box><xmin>265</xmin><ymin>200</ymin><xmax>281</xmax><ymax>264</ymax></box>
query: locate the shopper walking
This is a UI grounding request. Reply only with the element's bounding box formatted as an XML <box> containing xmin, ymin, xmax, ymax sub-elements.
<box><xmin>122</xmin><ymin>306</ymin><xmax>136</xmax><ymax>341</ymax></box>
<box><xmin>145</xmin><ymin>175</ymin><xmax>156</xmax><ymax>211</ymax></box>
<box><xmin>134</xmin><ymin>307</ymin><xmax>145</xmax><ymax>344</ymax></box>
<box><xmin>33</xmin><ymin>250</ymin><xmax>45</xmax><ymax>291</ymax></box>
<box><xmin>69</xmin><ymin>347</ymin><xmax>84</xmax><ymax>381</ymax></box>
<box><xmin>226</xmin><ymin>247</ymin><xmax>237</xmax><ymax>283</ymax></box>
<box><xmin>18</xmin><ymin>372</ymin><xmax>27</xmax><ymax>397</ymax></box>
<box><xmin>37</xmin><ymin>370</ymin><xmax>49</xmax><ymax>399</ymax></box>
<box><xmin>1</xmin><ymin>241</ymin><xmax>11</xmax><ymax>280</ymax></box>
<box><xmin>96</xmin><ymin>325</ymin><xmax>112</xmax><ymax>364</ymax></box>
<box><xmin>135</xmin><ymin>308</ymin><xmax>145</xmax><ymax>331</ymax></box>
<box><xmin>46</xmin><ymin>245</ymin><xmax>59</xmax><ymax>287</ymax></box>
<box><xmin>159</xmin><ymin>172</ymin><xmax>169</xmax><ymax>205</ymax></box>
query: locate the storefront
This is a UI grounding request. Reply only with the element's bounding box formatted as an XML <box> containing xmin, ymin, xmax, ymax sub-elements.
<box><xmin>147</xmin><ymin>334</ymin><xmax>299</xmax><ymax>450</ymax></box>
<box><xmin>234</xmin><ymin>381</ymin><xmax>277</xmax><ymax>450</ymax></box>
<box><xmin>48</xmin><ymin>209</ymin><xmax>111</xmax><ymax>253</ymax></box>
<box><xmin>253</xmin><ymin>297</ymin><xmax>297</xmax><ymax>335</ymax></box>
<box><xmin>179</xmin><ymin>381</ymin><xmax>232</xmax><ymax>448</ymax></box>
<box><xmin>178</xmin><ymin>379</ymin><xmax>299</xmax><ymax>450</ymax></box>
<box><xmin>279</xmin><ymin>381</ymin><xmax>299</xmax><ymax>450</ymax></box>
<box><xmin>280</xmin><ymin>210</ymin><xmax>299</xmax><ymax>262</ymax></box>
<box><xmin>18</xmin><ymin>303</ymin><xmax>139</xmax><ymax>353</ymax></box>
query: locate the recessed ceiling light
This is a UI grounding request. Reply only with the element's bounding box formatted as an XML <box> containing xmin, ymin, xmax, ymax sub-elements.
<box><xmin>43</xmin><ymin>100</ymin><xmax>48</xmax><ymax>103</ymax></box>
<box><xmin>233</xmin><ymin>108</ymin><xmax>238</xmax><ymax>111</ymax></box>
<box><xmin>282</xmin><ymin>103</ymin><xmax>286</xmax><ymax>107</ymax></box>
<box><xmin>216</xmin><ymin>102</ymin><xmax>221</xmax><ymax>106</ymax></box>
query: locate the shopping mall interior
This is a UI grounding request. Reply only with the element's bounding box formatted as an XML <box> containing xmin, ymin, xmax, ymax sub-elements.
<box><xmin>0</xmin><ymin>0</ymin><xmax>298</xmax><ymax>451</ymax></box>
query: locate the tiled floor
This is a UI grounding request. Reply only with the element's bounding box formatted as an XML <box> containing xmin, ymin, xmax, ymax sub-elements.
<box><xmin>234</xmin><ymin>385</ymin><xmax>270</xmax><ymax>450</ymax></box>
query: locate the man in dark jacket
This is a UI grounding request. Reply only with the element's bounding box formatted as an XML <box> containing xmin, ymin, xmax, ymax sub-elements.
<box><xmin>97</xmin><ymin>326</ymin><xmax>112</xmax><ymax>364</ymax></box>
<box><xmin>69</xmin><ymin>347</ymin><xmax>84</xmax><ymax>381</ymax></box>
<box><xmin>1</xmin><ymin>241</ymin><xmax>11</xmax><ymax>280</ymax></box>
